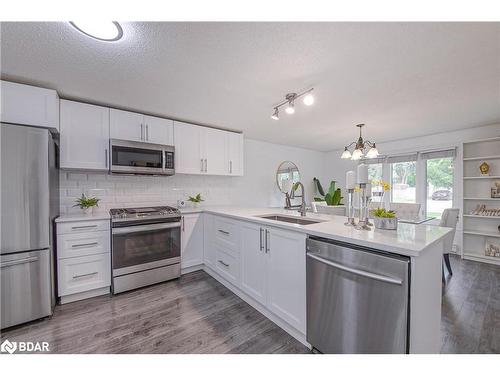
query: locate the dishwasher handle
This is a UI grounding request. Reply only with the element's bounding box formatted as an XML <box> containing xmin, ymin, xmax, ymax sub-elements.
<box><xmin>306</xmin><ymin>252</ymin><xmax>403</xmax><ymax>286</ymax></box>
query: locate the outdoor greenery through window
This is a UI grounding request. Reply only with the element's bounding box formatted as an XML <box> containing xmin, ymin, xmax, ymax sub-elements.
<box><xmin>391</xmin><ymin>161</ymin><xmax>417</xmax><ymax>203</ymax></box>
<box><xmin>426</xmin><ymin>157</ymin><xmax>454</xmax><ymax>219</ymax></box>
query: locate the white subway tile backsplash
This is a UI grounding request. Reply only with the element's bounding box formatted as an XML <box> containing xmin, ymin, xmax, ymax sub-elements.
<box><xmin>59</xmin><ymin>171</ymin><xmax>235</xmax><ymax>213</ymax></box>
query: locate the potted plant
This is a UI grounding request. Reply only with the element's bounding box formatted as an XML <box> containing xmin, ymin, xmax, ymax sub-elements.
<box><xmin>371</xmin><ymin>208</ymin><xmax>398</xmax><ymax>230</ymax></box>
<box><xmin>187</xmin><ymin>193</ymin><xmax>204</xmax><ymax>208</ymax></box>
<box><xmin>73</xmin><ymin>193</ymin><xmax>100</xmax><ymax>215</ymax></box>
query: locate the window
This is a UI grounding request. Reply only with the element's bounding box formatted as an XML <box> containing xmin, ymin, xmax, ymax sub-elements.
<box><xmin>425</xmin><ymin>157</ymin><xmax>454</xmax><ymax>219</ymax></box>
<box><xmin>368</xmin><ymin>163</ymin><xmax>383</xmax><ymax>202</ymax></box>
<box><xmin>390</xmin><ymin>161</ymin><xmax>417</xmax><ymax>203</ymax></box>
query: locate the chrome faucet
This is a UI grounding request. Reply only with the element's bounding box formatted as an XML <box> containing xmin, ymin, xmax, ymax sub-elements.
<box><xmin>291</xmin><ymin>182</ymin><xmax>307</xmax><ymax>217</ymax></box>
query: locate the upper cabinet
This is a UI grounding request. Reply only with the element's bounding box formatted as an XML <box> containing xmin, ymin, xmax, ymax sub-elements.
<box><xmin>0</xmin><ymin>80</ymin><xmax>59</xmax><ymax>131</ymax></box>
<box><xmin>110</xmin><ymin>108</ymin><xmax>173</xmax><ymax>145</ymax></box>
<box><xmin>174</xmin><ymin>121</ymin><xmax>244</xmax><ymax>176</ymax></box>
<box><xmin>60</xmin><ymin>100</ymin><xmax>110</xmax><ymax>171</ymax></box>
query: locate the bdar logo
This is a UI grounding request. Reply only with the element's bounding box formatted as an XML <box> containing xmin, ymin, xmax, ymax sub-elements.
<box><xmin>1</xmin><ymin>339</ymin><xmax>17</xmax><ymax>354</ymax></box>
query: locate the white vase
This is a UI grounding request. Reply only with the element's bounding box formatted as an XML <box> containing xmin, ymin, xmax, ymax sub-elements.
<box><xmin>82</xmin><ymin>207</ymin><xmax>92</xmax><ymax>215</ymax></box>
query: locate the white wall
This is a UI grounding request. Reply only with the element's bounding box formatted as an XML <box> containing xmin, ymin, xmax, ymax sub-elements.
<box><xmin>59</xmin><ymin>138</ymin><xmax>325</xmax><ymax>214</ymax></box>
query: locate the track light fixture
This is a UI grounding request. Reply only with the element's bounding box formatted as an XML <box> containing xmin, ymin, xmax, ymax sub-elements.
<box><xmin>270</xmin><ymin>88</ymin><xmax>314</xmax><ymax>121</ymax></box>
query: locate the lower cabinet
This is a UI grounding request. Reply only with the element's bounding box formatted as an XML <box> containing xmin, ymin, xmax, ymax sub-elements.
<box><xmin>181</xmin><ymin>213</ymin><xmax>204</xmax><ymax>269</ymax></box>
<box><xmin>56</xmin><ymin>218</ymin><xmax>111</xmax><ymax>304</ymax></box>
<box><xmin>207</xmin><ymin>215</ymin><xmax>307</xmax><ymax>334</ymax></box>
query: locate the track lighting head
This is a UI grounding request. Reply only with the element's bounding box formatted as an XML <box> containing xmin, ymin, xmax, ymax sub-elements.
<box><xmin>285</xmin><ymin>101</ymin><xmax>295</xmax><ymax>115</ymax></box>
<box><xmin>271</xmin><ymin>108</ymin><xmax>279</xmax><ymax>120</ymax></box>
<box><xmin>303</xmin><ymin>93</ymin><xmax>314</xmax><ymax>106</ymax></box>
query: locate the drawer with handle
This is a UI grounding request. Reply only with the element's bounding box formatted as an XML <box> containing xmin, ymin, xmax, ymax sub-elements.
<box><xmin>57</xmin><ymin>231</ymin><xmax>110</xmax><ymax>259</ymax></box>
<box><xmin>57</xmin><ymin>219</ymin><xmax>110</xmax><ymax>235</ymax></box>
<box><xmin>215</xmin><ymin>245</ymin><xmax>240</xmax><ymax>286</ymax></box>
<box><xmin>213</xmin><ymin>216</ymin><xmax>240</xmax><ymax>253</ymax></box>
<box><xmin>58</xmin><ymin>253</ymin><xmax>111</xmax><ymax>297</ymax></box>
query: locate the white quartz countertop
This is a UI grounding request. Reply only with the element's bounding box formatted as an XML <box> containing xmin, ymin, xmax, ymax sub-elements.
<box><xmin>201</xmin><ymin>207</ymin><xmax>452</xmax><ymax>257</ymax></box>
<box><xmin>55</xmin><ymin>206</ymin><xmax>452</xmax><ymax>257</ymax></box>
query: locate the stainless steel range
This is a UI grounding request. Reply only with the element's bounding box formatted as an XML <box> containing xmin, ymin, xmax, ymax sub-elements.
<box><xmin>110</xmin><ymin>206</ymin><xmax>181</xmax><ymax>294</ymax></box>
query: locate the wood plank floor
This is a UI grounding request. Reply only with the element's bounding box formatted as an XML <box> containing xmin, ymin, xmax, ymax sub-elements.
<box><xmin>2</xmin><ymin>256</ymin><xmax>498</xmax><ymax>354</ymax></box>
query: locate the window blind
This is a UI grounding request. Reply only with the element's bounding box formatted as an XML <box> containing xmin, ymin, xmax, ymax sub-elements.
<box><xmin>420</xmin><ymin>148</ymin><xmax>456</xmax><ymax>160</ymax></box>
<box><xmin>386</xmin><ymin>153</ymin><xmax>418</xmax><ymax>163</ymax></box>
<box><xmin>362</xmin><ymin>157</ymin><xmax>386</xmax><ymax>165</ymax></box>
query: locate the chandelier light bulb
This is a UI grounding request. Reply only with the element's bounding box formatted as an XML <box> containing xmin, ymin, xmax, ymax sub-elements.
<box><xmin>341</xmin><ymin>147</ymin><xmax>352</xmax><ymax>159</ymax></box>
<box><xmin>303</xmin><ymin>93</ymin><xmax>314</xmax><ymax>106</ymax></box>
<box><xmin>351</xmin><ymin>148</ymin><xmax>364</xmax><ymax>160</ymax></box>
<box><xmin>366</xmin><ymin>145</ymin><xmax>379</xmax><ymax>158</ymax></box>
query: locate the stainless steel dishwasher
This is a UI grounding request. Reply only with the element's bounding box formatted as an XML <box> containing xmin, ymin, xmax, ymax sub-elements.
<box><xmin>306</xmin><ymin>236</ymin><xmax>411</xmax><ymax>354</ymax></box>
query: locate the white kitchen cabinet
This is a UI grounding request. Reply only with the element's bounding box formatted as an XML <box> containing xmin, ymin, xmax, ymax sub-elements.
<box><xmin>240</xmin><ymin>222</ymin><xmax>267</xmax><ymax>305</ymax></box>
<box><xmin>110</xmin><ymin>108</ymin><xmax>144</xmax><ymax>142</ymax></box>
<box><xmin>181</xmin><ymin>214</ymin><xmax>204</xmax><ymax>269</ymax></box>
<box><xmin>1</xmin><ymin>80</ymin><xmax>59</xmax><ymax>131</ymax></box>
<box><xmin>204</xmin><ymin>127</ymin><xmax>227</xmax><ymax>175</ymax></box>
<box><xmin>174</xmin><ymin>121</ymin><xmax>244</xmax><ymax>176</ymax></box>
<box><xmin>110</xmin><ymin>108</ymin><xmax>173</xmax><ymax>145</ymax></box>
<box><xmin>226</xmin><ymin>132</ymin><xmax>244</xmax><ymax>176</ymax></box>
<box><xmin>266</xmin><ymin>227</ymin><xmax>307</xmax><ymax>333</ymax></box>
<box><xmin>203</xmin><ymin>214</ymin><xmax>217</xmax><ymax>269</ymax></box>
<box><xmin>60</xmin><ymin>100</ymin><xmax>110</xmax><ymax>171</ymax></box>
<box><xmin>144</xmin><ymin>115</ymin><xmax>174</xmax><ymax>145</ymax></box>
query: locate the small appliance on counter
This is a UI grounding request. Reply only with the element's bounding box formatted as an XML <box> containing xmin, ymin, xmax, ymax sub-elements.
<box><xmin>110</xmin><ymin>206</ymin><xmax>181</xmax><ymax>294</ymax></box>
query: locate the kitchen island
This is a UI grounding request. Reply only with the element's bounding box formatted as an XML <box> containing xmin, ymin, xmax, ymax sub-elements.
<box><xmin>196</xmin><ymin>207</ymin><xmax>452</xmax><ymax>354</ymax></box>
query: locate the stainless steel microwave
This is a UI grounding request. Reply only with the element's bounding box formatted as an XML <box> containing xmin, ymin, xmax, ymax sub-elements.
<box><xmin>110</xmin><ymin>139</ymin><xmax>175</xmax><ymax>176</ymax></box>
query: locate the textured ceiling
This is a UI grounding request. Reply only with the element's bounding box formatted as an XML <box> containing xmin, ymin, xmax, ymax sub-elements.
<box><xmin>1</xmin><ymin>22</ymin><xmax>499</xmax><ymax>151</ymax></box>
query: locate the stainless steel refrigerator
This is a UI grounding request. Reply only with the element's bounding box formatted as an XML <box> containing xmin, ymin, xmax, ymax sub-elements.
<box><xmin>1</xmin><ymin>123</ymin><xmax>59</xmax><ymax>329</ymax></box>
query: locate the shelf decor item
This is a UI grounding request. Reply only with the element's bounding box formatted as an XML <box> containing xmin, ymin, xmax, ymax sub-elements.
<box><xmin>491</xmin><ymin>181</ymin><xmax>500</xmax><ymax>198</ymax></box>
<box><xmin>469</xmin><ymin>204</ymin><xmax>500</xmax><ymax>216</ymax></box>
<box><xmin>371</xmin><ymin>208</ymin><xmax>398</xmax><ymax>230</ymax></box>
<box><xmin>479</xmin><ymin>162</ymin><xmax>490</xmax><ymax>175</ymax></box>
<box><xmin>485</xmin><ymin>239</ymin><xmax>500</xmax><ymax>258</ymax></box>
<box><xmin>73</xmin><ymin>193</ymin><xmax>100</xmax><ymax>215</ymax></box>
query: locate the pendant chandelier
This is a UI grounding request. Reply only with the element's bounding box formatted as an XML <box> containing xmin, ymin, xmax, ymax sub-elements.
<box><xmin>341</xmin><ymin>124</ymin><xmax>380</xmax><ymax>160</ymax></box>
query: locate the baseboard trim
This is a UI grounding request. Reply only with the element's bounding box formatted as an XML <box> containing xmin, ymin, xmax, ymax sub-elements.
<box><xmin>59</xmin><ymin>286</ymin><xmax>110</xmax><ymax>304</ymax></box>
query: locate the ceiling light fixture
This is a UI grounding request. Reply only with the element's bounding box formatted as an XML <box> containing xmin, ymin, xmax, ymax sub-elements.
<box><xmin>341</xmin><ymin>124</ymin><xmax>380</xmax><ymax>160</ymax></box>
<box><xmin>70</xmin><ymin>21</ymin><xmax>123</xmax><ymax>42</ymax></box>
<box><xmin>271</xmin><ymin>108</ymin><xmax>279</xmax><ymax>120</ymax></box>
<box><xmin>270</xmin><ymin>88</ymin><xmax>314</xmax><ymax>120</ymax></box>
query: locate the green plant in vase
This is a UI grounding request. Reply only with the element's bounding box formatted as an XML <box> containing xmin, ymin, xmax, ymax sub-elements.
<box><xmin>187</xmin><ymin>193</ymin><xmax>204</xmax><ymax>207</ymax></box>
<box><xmin>313</xmin><ymin>178</ymin><xmax>343</xmax><ymax>205</ymax></box>
<box><xmin>73</xmin><ymin>193</ymin><xmax>100</xmax><ymax>215</ymax></box>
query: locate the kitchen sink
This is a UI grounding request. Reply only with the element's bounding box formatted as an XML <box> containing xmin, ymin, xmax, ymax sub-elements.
<box><xmin>257</xmin><ymin>214</ymin><xmax>323</xmax><ymax>226</ymax></box>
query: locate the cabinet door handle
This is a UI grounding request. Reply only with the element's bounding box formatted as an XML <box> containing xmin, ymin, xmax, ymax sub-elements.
<box><xmin>72</xmin><ymin>271</ymin><xmax>98</xmax><ymax>279</ymax></box>
<box><xmin>1</xmin><ymin>256</ymin><xmax>38</xmax><ymax>268</ymax></box>
<box><xmin>105</xmin><ymin>149</ymin><xmax>108</xmax><ymax>169</ymax></box>
<box><xmin>265</xmin><ymin>229</ymin><xmax>270</xmax><ymax>253</ymax></box>
<box><xmin>71</xmin><ymin>225</ymin><xmax>98</xmax><ymax>230</ymax></box>
<box><xmin>146</xmin><ymin>124</ymin><xmax>149</xmax><ymax>141</ymax></box>
<box><xmin>218</xmin><ymin>229</ymin><xmax>230</xmax><ymax>235</ymax></box>
<box><xmin>230</xmin><ymin>160</ymin><xmax>233</xmax><ymax>174</ymax></box>
<box><xmin>218</xmin><ymin>260</ymin><xmax>229</xmax><ymax>267</ymax></box>
<box><xmin>259</xmin><ymin>228</ymin><xmax>264</xmax><ymax>251</ymax></box>
<box><xmin>182</xmin><ymin>217</ymin><xmax>185</xmax><ymax>232</ymax></box>
<box><xmin>204</xmin><ymin>159</ymin><xmax>208</xmax><ymax>172</ymax></box>
<box><xmin>140</xmin><ymin>123</ymin><xmax>144</xmax><ymax>140</ymax></box>
<box><xmin>71</xmin><ymin>242</ymin><xmax>98</xmax><ymax>248</ymax></box>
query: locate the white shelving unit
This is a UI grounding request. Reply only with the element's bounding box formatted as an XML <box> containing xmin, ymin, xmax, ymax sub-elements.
<box><xmin>462</xmin><ymin>136</ymin><xmax>500</xmax><ymax>265</ymax></box>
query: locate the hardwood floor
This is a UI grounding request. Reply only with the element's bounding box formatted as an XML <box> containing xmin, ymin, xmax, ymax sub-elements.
<box><xmin>2</xmin><ymin>256</ymin><xmax>498</xmax><ymax>354</ymax></box>
<box><xmin>440</xmin><ymin>255</ymin><xmax>500</xmax><ymax>353</ymax></box>
<box><xmin>0</xmin><ymin>270</ymin><xmax>309</xmax><ymax>354</ymax></box>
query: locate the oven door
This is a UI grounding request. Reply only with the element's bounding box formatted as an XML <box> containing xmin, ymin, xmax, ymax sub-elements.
<box><xmin>112</xmin><ymin>222</ymin><xmax>181</xmax><ymax>276</ymax></box>
<box><xmin>110</xmin><ymin>139</ymin><xmax>172</xmax><ymax>175</ymax></box>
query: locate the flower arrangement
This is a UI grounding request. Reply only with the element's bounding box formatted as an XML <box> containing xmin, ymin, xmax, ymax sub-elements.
<box><xmin>371</xmin><ymin>180</ymin><xmax>391</xmax><ymax>192</ymax></box>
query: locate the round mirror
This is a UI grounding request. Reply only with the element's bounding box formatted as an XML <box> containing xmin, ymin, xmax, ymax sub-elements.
<box><xmin>276</xmin><ymin>161</ymin><xmax>301</xmax><ymax>194</ymax></box>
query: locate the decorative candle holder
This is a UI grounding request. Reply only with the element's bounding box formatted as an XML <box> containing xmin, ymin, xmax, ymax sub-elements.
<box><xmin>344</xmin><ymin>188</ymin><xmax>356</xmax><ymax>226</ymax></box>
<box><xmin>355</xmin><ymin>183</ymin><xmax>371</xmax><ymax>231</ymax></box>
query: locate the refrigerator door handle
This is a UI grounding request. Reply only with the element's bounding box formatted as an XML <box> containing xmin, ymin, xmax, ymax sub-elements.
<box><xmin>306</xmin><ymin>252</ymin><xmax>403</xmax><ymax>285</ymax></box>
<box><xmin>0</xmin><ymin>256</ymin><xmax>39</xmax><ymax>268</ymax></box>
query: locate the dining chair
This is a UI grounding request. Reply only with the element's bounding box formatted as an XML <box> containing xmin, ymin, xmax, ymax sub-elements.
<box><xmin>440</xmin><ymin>208</ymin><xmax>459</xmax><ymax>281</ymax></box>
<box><xmin>389</xmin><ymin>203</ymin><xmax>421</xmax><ymax>220</ymax></box>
